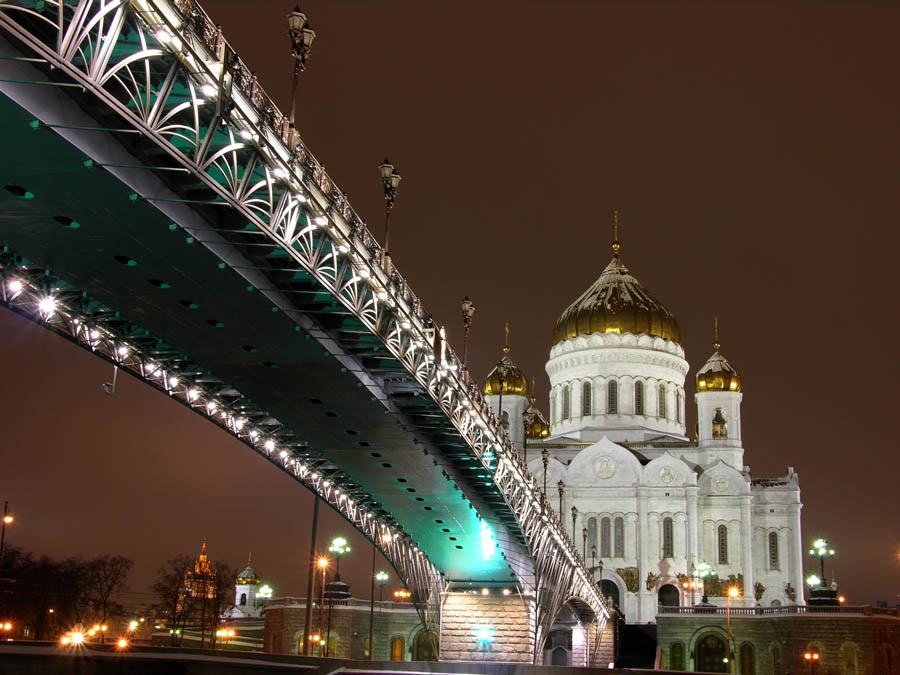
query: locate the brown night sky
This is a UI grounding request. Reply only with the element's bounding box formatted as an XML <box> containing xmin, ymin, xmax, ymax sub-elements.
<box><xmin>1</xmin><ymin>1</ymin><xmax>898</xmax><ymax>609</ymax></box>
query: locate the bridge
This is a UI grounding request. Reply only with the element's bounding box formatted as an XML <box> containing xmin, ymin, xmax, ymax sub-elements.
<box><xmin>0</xmin><ymin>0</ymin><xmax>610</xmax><ymax>663</ymax></box>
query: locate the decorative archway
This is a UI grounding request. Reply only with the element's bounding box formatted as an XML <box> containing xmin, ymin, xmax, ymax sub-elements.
<box><xmin>601</xmin><ymin>580</ymin><xmax>620</xmax><ymax>609</ymax></box>
<box><xmin>695</xmin><ymin>634</ymin><xmax>728</xmax><ymax>673</ymax></box>
<box><xmin>415</xmin><ymin>630</ymin><xmax>438</xmax><ymax>661</ymax></box>
<box><xmin>658</xmin><ymin>583</ymin><xmax>680</xmax><ymax>607</ymax></box>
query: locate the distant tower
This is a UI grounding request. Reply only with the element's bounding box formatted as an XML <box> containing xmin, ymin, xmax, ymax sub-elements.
<box><xmin>234</xmin><ymin>554</ymin><xmax>261</xmax><ymax>615</ymax></box>
<box><xmin>695</xmin><ymin>318</ymin><xmax>743</xmax><ymax>465</ymax></box>
<box><xmin>483</xmin><ymin>323</ymin><xmax>530</xmax><ymax>451</ymax></box>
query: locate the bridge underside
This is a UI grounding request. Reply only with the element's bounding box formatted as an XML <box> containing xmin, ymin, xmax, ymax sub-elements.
<box><xmin>0</xmin><ymin>82</ymin><xmax>517</xmax><ymax>582</ymax></box>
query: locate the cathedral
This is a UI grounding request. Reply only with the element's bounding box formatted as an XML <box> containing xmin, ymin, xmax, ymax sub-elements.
<box><xmin>483</xmin><ymin>224</ymin><xmax>804</xmax><ymax>625</ymax></box>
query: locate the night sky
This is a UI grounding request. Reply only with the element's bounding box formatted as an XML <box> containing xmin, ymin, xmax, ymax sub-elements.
<box><xmin>1</xmin><ymin>1</ymin><xmax>897</xmax><ymax>610</ymax></box>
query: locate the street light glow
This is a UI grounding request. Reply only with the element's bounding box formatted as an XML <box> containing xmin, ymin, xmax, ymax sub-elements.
<box><xmin>38</xmin><ymin>296</ymin><xmax>57</xmax><ymax>316</ymax></box>
<box><xmin>317</xmin><ymin>557</ymin><xmax>328</xmax><ymax>569</ymax></box>
<box><xmin>728</xmin><ymin>586</ymin><xmax>740</xmax><ymax>598</ymax></box>
<box><xmin>806</xmin><ymin>574</ymin><xmax>821</xmax><ymax>587</ymax></box>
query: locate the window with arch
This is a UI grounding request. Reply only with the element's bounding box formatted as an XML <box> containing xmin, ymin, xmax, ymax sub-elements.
<box><xmin>390</xmin><ymin>636</ymin><xmax>404</xmax><ymax>661</ymax></box>
<box><xmin>239</xmin><ymin>592</ymin><xmax>247</xmax><ymax>606</ymax></box>
<box><xmin>740</xmin><ymin>643</ymin><xmax>755</xmax><ymax>675</ymax></box>
<box><xmin>588</xmin><ymin>517</ymin><xmax>597</xmax><ymax>552</ymax></box>
<box><xmin>676</xmin><ymin>389</ymin><xmax>682</xmax><ymax>423</ymax></box>
<box><xmin>635</xmin><ymin>380</ymin><xmax>645</xmax><ymax>415</ymax></box>
<box><xmin>773</xmin><ymin>645</ymin><xmax>782</xmax><ymax>674</ymax></box>
<box><xmin>608</xmin><ymin>380</ymin><xmax>618</xmax><ymax>414</ymax></box>
<box><xmin>658</xmin><ymin>383</ymin><xmax>667</xmax><ymax>418</ymax></box>
<box><xmin>769</xmin><ymin>531</ymin><xmax>779</xmax><ymax>570</ymax></box>
<box><xmin>842</xmin><ymin>644</ymin><xmax>857</xmax><ymax>674</ymax></box>
<box><xmin>712</xmin><ymin>408</ymin><xmax>727</xmax><ymax>438</ymax></box>
<box><xmin>500</xmin><ymin>410</ymin><xmax>509</xmax><ymax>430</ymax></box>
<box><xmin>562</xmin><ymin>385</ymin><xmax>571</xmax><ymax>420</ymax></box>
<box><xmin>582</xmin><ymin>381</ymin><xmax>592</xmax><ymax>417</ymax></box>
<box><xmin>670</xmin><ymin>642</ymin><xmax>685</xmax><ymax>671</ymax></box>
<box><xmin>550</xmin><ymin>394</ymin><xmax>556</xmax><ymax>423</ymax></box>
<box><xmin>600</xmin><ymin>517</ymin><xmax>611</xmax><ymax>557</ymax></box>
<box><xmin>718</xmin><ymin>524</ymin><xmax>729</xmax><ymax>564</ymax></box>
<box><xmin>662</xmin><ymin>517</ymin><xmax>674</xmax><ymax>559</ymax></box>
<box><xmin>614</xmin><ymin>517</ymin><xmax>625</xmax><ymax>557</ymax></box>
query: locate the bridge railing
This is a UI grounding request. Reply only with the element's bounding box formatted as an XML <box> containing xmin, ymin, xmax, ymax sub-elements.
<box><xmin>152</xmin><ymin>0</ymin><xmax>602</xmax><ymax>617</ymax></box>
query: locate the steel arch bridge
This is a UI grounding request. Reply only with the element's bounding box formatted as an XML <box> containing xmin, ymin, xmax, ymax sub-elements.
<box><xmin>0</xmin><ymin>0</ymin><xmax>609</xmax><ymax>661</ymax></box>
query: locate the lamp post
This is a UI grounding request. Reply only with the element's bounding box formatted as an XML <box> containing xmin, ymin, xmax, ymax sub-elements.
<box><xmin>808</xmin><ymin>538</ymin><xmax>835</xmax><ymax>588</ymax></box>
<box><xmin>541</xmin><ymin>449</ymin><xmax>549</xmax><ymax>515</ymax></box>
<box><xmin>0</xmin><ymin>501</ymin><xmax>13</xmax><ymax>578</ymax></box>
<box><xmin>725</xmin><ymin>586</ymin><xmax>740</xmax><ymax>672</ymax></box>
<box><xmin>317</xmin><ymin>556</ymin><xmax>328</xmax><ymax>653</ymax></box>
<box><xmin>460</xmin><ymin>297</ymin><xmax>475</xmax><ymax>368</ymax></box>
<box><xmin>523</xmin><ymin>400</ymin><xmax>537</xmax><ymax>466</ymax></box>
<box><xmin>376</xmin><ymin>571</ymin><xmax>388</xmax><ymax>611</ymax></box>
<box><xmin>695</xmin><ymin>561</ymin><xmax>713</xmax><ymax>604</ymax></box>
<box><xmin>367</xmin><ymin>569</ymin><xmax>388</xmax><ymax>659</ymax></box>
<box><xmin>378</xmin><ymin>159</ymin><xmax>401</xmax><ymax>255</ymax></box>
<box><xmin>557</xmin><ymin>480</ymin><xmax>565</xmax><ymax>516</ymax></box>
<box><xmin>803</xmin><ymin>651</ymin><xmax>820</xmax><ymax>674</ymax></box>
<box><xmin>286</xmin><ymin>6</ymin><xmax>315</xmax><ymax>128</ymax></box>
<box><xmin>302</xmin><ymin>494</ymin><xmax>320</xmax><ymax>655</ymax></box>
<box><xmin>582</xmin><ymin>527</ymin><xmax>588</xmax><ymax>561</ymax></box>
<box><xmin>571</xmin><ymin>506</ymin><xmax>578</xmax><ymax>545</ymax></box>
<box><xmin>591</xmin><ymin>545</ymin><xmax>597</xmax><ymax>582</ymax></box>
<box><xmin>329</xmin><ymin>537</ymin><xmax>350</xmax><ymax>579</ymax></box>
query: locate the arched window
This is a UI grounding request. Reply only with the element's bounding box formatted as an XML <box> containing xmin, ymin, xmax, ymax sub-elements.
<box><xmin>390</xmin><ymin>636</ymin><xmax>404</xmax><ymax>661</ymax></box>
<box><xmin>712</xmin><ymin>408</ymin><xmax>727</xmax><ymax>438</ymax></box>
<box><xmin>662</xmin><ymin>517</ymin><xmax>674</xmax><ymax>559</ymax></box>
<box><xmin>550</xmin><ymin>394</ymin><xmax>556</xmax><ymax>424</ymax></box>
<box><xmin>562</xmin><ymin>385</ymin><xmax>571</xmax><ymax>420</ymax></box>
<box><xmin>415</xmin><ymin>631</ymin><xmax>438</xmax><ymax>661</ymax></box>
<box><xmin>600</xmin><ymin>517</ymin><xmax>611</xmax><ymax>557</ymax></box>
<box><xmin>676</xmin><ymin>389</ymin><xmax>682</xmax><ymax>423</ymax></box>
<box><xmin>588</xmin><ymin>517</ymin><xmax>597</xmax><ymax>552</ymax></box>
<box><xmin>773</xmin><ymin>645</ymin><xmax>782</xmax><ymax>674</ymax></box>
<box><xmin>608</xmin><ymin>380</ymin><xmax>618</xmax><ymax>414</ymax></box>
<box><xmin>670</xmin><ymin>642</ymin><xmax>685</xmax><ymax>671</ymax></box>
<box><xmin>740</xmin><ymin>643</ymin><xmax>755</xmax><ymax>675</ymax></box>
<box><xmin>239</xmin><ymin>592</ymin><xmax>247</xmax><ymax>606</ymax></box>
<box><xmin>769</xmin><ymin>532</ymin><xmax>779</xmax><ymax>570</ymax></box>
<box><xmin>718</xmin><ymin>524</ymin><xmax>729</xmax><ymax>564</ymax></box>
<box><xmin>614</xmin><ymin>517</ymin><xmax>625</xmax><ymax>557</ymax></box>
<box><xmin>842</xmin><ymin>644</ymin><xmax>857</xmax><ymax>675</ymax></box>
<box><xmin>500</xmin><ymin>410</ymin><xmax>509</xmax><ymax>430</ymax></box>
<box><xmin>658</xmin><ymin>383</ymin><xmax>667</xmax><ymax>418</ymax></box>
<box><xmin>582</xmin><ymin>381</ymin><xmax>592</xmax><ymax>417</ymax></box>
<box><xmin>634</xmin><ymin>381</ymin><xmax>644</xmax><ymax>415</ymax></box>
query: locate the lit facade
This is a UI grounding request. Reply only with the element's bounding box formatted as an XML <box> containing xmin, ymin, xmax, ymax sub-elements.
<box><xmin>486</xmin><ymin>232</ymin><xmax>804</xmax><ymax>625</ymax></box>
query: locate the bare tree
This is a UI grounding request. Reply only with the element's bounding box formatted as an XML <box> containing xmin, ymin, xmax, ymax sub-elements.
<box><xmin>152</xmin><ymin>555</ymin><xmax>194</xmax><ymax>646</ymax></box>
<box><xmin>87</xmin><ymin>554</ymin><xmax>132</xmax><ymax>640</ymax></box>
<box><xmin>203</xmin><ymin>560</ymin><xmax>237</xmax><ymax>648</ymax></box>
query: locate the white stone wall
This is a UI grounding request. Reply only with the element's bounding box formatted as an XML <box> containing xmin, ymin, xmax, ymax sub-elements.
<box><xmin>545</xmin><ymin>333</ymin><xmax>688</xmax><ymax>441</ymax></box>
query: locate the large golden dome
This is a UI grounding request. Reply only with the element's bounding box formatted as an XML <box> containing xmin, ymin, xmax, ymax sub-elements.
<box><xmin>552</xmin><ymin>226</ymin><xmax>681</xmax><ymax>346</ymax></box>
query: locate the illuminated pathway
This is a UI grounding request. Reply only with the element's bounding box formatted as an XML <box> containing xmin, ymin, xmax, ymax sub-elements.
<box><xmin>0</xmin><ymin>0</ymin><xmax>609</xmax><ymax>662</ymax></box>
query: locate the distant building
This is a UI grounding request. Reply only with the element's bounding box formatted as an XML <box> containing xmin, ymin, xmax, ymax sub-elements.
<box><xmin>225</xmin><ymin>555</ymin><xmax>272</xmax><ymax>619</ymax></box>
<box><xmin>178</xmin><ymin>541</ymin><xmax>216</xmax><ymax>612</ymax></box>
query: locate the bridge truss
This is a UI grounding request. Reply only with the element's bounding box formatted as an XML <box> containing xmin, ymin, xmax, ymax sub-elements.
<box><xmin>0</xmin><ymin>0</ymin><xmax>609</xmax><ymax>658</ymax></box>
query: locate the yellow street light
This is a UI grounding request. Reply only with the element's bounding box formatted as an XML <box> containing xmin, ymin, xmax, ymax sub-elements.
<box><xmin>2</xmin><ymin>515</ymin><xmax>11</xmax><ymax>525</ymax></box>
<box><xmin>116</xmin><ymin>638</ymin><xmax>128</xmax><ymax>649</ymax></box>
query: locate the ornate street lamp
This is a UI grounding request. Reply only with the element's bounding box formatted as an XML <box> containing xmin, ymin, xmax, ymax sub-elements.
<box><xmin>571</xmin><ymin>506</ymin><xmax>578</xmax><ymax>545</ymax></box>
<box><xmin>286</xmin><ymin>6</ymin><xmax>316</xmax><ymax>128</ymax></box>
<box><xmin>725</xmin><ymin>586</ymin><xmax>740</xmax><ymax>669</ymax></box>
<box><xmin>808</xmin><ymin>538</ymin><xmax>835</xmax><ymax>588</ymax></box>
<box><xmin>582</xmin><ymin>526</ymin><xmax>588</xmax><ymax>561</ymax></box>
<box><xmin>541</xmin><ymin>448</ymin><xmax>549</xmax><ymax>515</ymax></box>
<box><xmin>695</xmin><ymin>560</ymin><xmax>714</xmax><ymax>604</ymax></box>
<box><xmin>378</xmin><ymin>159</ymin><xmax>402</xmax><ymax>255</ymax></box>
<box><xmin>557</xmin><ymin>480</ymin><xmax>565</xmax><ymax>516</ymax></box>
<box><xmin>460</xmin><ymin>296</ymin><xmax>475</xmax><ymax>368</ymax></box>
<box><xmin>368</xmin><ymin>568</ymin><xmax>389</xmax><ymax>660</ymax></box>
<box><xmin>329</xmin><ymin>537</ymin><xmax>350</xmax><ymax>578</ymax></box>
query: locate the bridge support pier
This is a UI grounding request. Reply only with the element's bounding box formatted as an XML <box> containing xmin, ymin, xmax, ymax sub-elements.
<box><xmin>439</xmin><ymin>590</ymin><xmax>534</xmax><ymax>663</ymax></box>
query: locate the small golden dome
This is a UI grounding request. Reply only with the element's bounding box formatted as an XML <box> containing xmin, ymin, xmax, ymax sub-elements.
<box><xmin>483</xmin><ymin>323</ymin><xmax>528</xmax><ymax>396</ymax></box>
<box><xmin>524</xmin><ymin>395</ymin><xmax>551</xmax><ymax>439</ymax></box>
<box><xmin>696</xmin><ymin>320</ymin><xmax>741</xmax><ymax>392</ymax></box>
<box><xmin>552</xmin><ymin>214</ymin><xmax>681</xmax><ymax>346</ymax></box>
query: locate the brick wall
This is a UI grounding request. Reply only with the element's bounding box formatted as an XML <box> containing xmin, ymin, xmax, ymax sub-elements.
<box><xmin>440</xmin><ymin>591</ymin><xmax>533</xmax><ymax>662</ymax></box>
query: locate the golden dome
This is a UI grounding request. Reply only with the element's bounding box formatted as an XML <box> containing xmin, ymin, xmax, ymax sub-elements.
<box><xmin>524</xmin><ymin>395</ymin><xmax>551</xmax><ymax>439</ymax></box>
<box><xmin>696</xmin><ymin>320</ymin><xmax>741</xmax><ymax>392</ymax></box>
<box><xmin>552</xmin><ymin>215</ymin><xmax>681</xmax><ymax>346</ymax></box>
<box><xmin>483</xmin><ymin>323</ymin><xmax>528</xmax><ymax>396</ymax></box>
<box><xmin>236</xmin><ymin>554</ymin><xmax>260</xmax><ymax>585</ymax></box>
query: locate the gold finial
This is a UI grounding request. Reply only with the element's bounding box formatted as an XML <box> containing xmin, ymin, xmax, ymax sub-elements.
<box><xmin>503</xmin><ymin>321</ymin><xmax>510</xmax><ymax>355</ymax></box>
<box><xmin>611</xmin><ymin>209</ymin><xmax>621</xmax><ymax>257</ymax></box>
<box><xmin>713</xmin><ymin>316</ymin><xmax>720</xmax><ymax>352</ymax></box>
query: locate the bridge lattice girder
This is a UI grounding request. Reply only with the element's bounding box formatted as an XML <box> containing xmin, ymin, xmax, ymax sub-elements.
<box><xmin>0</xmin><ymin>0</ymin><xmax>610</xmax><ymax>656</ymax></box>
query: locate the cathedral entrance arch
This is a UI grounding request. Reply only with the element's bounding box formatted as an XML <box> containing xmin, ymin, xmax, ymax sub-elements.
<box><xmin>658</xmin><ymin>583</ymin><xmax>680</xmax><ymax>607</ymax></box>
<box><xmin>695</xmin><ymin>634</ymin><xmax>728</xmax><ymax>673</ymax></box>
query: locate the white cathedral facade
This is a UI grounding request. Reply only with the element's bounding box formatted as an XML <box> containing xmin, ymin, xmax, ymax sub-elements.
<box><xmin>483</xmin><ymin>231</ymin><xmax>804</xmax><ymax>625</ymax></box>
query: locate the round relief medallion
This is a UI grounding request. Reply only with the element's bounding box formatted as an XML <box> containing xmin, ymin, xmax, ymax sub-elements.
<box><xmin>714</xmin><ymin>476</ymin><xmax>729</xmax><ymax>493</ymax></box>
<box><xmin>595</xmin><ymin>456</ymin><xmax>615</xmax><ymax>479</ymax></box>
<box><xmin>659</xmin><ymin>467</ymin><xmax>676</xmax><ymax>484</ymax></box>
